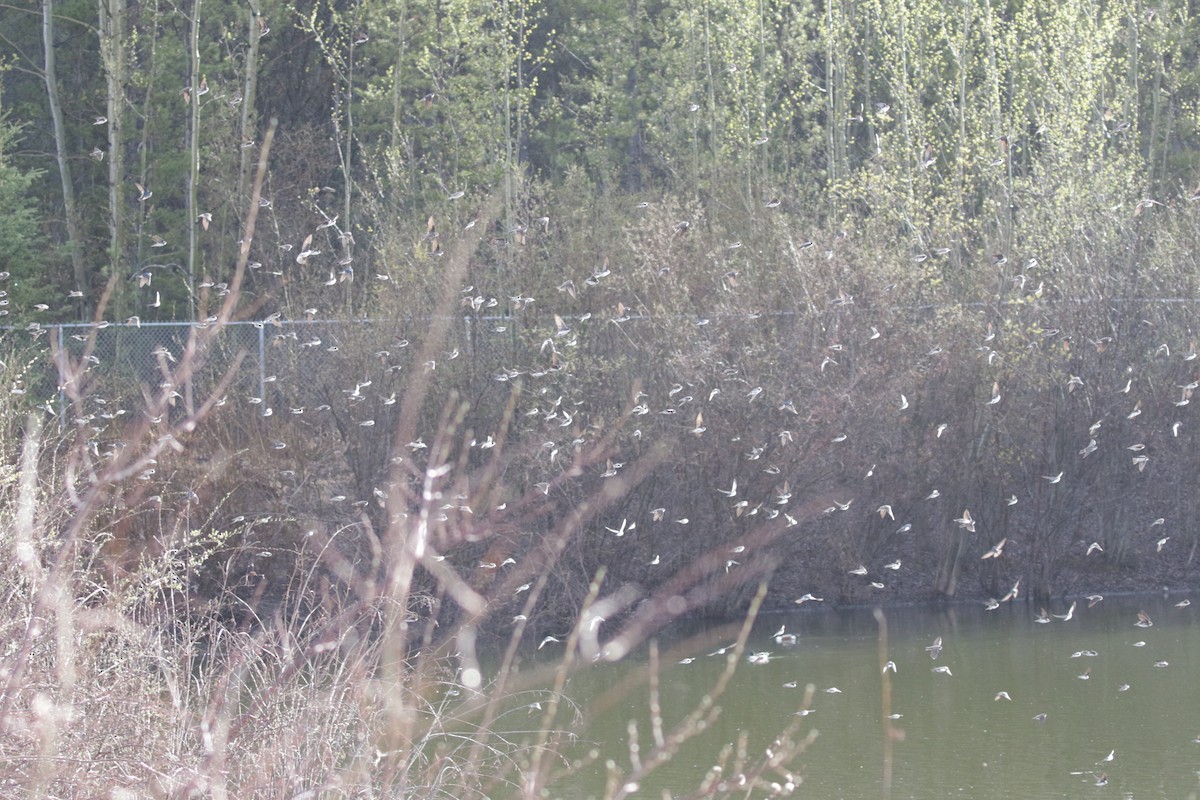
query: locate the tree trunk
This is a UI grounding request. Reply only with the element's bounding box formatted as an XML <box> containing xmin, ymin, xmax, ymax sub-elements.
<box><xmin>43</xmin><ymin>0</ymin><xmax>88</xmax><ymax>314</ymax></box>
<box><xmin>238</xmin><ymin>0</ymin><xmax>262</xmax><ymax>209</ymax></box>
<box><xmin>186</xmin><ymin>0</ymin><xmax>201</xmax><ymax>318</ymax></box>
<box><xmin>97</xmin><ymin>0</ymin><xmax>128</xmax><ymax>315</ymax></box>
<box><xmin>622</xmin><ymin>0</ymin><xmax>643</xmax><ymax>192</ymax></box>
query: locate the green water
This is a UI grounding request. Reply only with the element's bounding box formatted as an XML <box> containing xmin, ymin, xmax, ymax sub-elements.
<box><xmin>519</xmin><ymin>594</ymin><xmax>1200</xmax><ymax>799</ymax></box>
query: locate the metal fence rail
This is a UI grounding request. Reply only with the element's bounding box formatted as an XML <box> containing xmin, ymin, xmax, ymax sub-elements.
<box><xmin>25</xmin><ymin>319</ymin><xmax>478</xmax><ymax>419</ymax></box>
<box><xmin>3</xmin><ymin>311</ymin><xmax>717</xmax><ymax>397</ymax></box>
<box><xmin>6</xmin><ymin>293</ymin><xmax>1199</xmax><ymax>423</ymax></box>
<box><xmin>8</xmin><ymin>315</ymin><xmax>671</xmax><ymax>423</ymax></box>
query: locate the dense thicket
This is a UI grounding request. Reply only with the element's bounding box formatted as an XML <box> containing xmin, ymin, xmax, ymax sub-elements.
<box><xmin>3</xmin><ymin>0</ymin><xmax>1200</xmax><ymax>627</ymax></box>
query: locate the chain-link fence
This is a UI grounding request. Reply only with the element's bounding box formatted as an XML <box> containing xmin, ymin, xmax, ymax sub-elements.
<box><xmin>10</xmin><ymin>294</ymin><xmax>1197</xmax><ymax>427</ymax></box>
<box><xmin>6</xmin><ymin>314</ymin><xmax>688</xmax><ymax>426</ymax></box>
<box><xmin>4</xmin><ymin>319</ymin><xmax>494</xmax><ymax>424</ymax></box>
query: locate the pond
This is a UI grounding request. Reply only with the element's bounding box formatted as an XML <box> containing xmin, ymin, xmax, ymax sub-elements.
<box><xmin>516</xmin><ymin>593</ymin><xmax>1200</xmax><ymax>799</ymax></box>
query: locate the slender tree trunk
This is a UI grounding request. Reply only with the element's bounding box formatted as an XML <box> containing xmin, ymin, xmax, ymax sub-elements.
<box><xmin>502</xmin><ymin>0</ymin><xmax>514</xmax><ymax>218</ymax></box>
<box><xmin>499</xmin><ymin>0</ymin><xmax>515</xmax><ymax>298</ymax></box>
<box><xmin>824</xmin><ymin>0</ymin><xmax>839</xmax><ymax>187</ymax></box>
<box><xmin>388</xmin><ymin>3</ymin><xmax>409</xmax><ymax>192</ymax></box>
<box><xmin>325</xmin><ymin>38</ymin><xmax>353</xmax><ymax>317</ymax></box>
<box><xmin>238</xmin><ymin>0</ymin><xmax>262</xmax><ymax>209</ymax></box>
<box><xmin>97</xmin><ymin>0</ymin><xmax>128</xmax><ymax>314</ymax></box>
<box><xmin>42</xmin><ymin>0</ymin><xmax>88</xmax><ymax>314</ymax></box>
<box><xmin>343</xmin><ymin>38</ymin><xmax>355</xmax><ymax>235</ymax></box>
<box><xmin>186</xmin><ymin>0</ymin><xmax>201</xmax><ymax>318</ymax></box>
<box><xmin>756</xmin><ymin>0</ymin><xmax>768</xmax><ymax>192</ymax></box>
<box><xmin>623</xmin><ymin>0</ymin><xmax>643</xmax><ymax>192</ymax></box>
<box><xmin>134</xmin><ymin>3</ymin><xmax>161</xmax><ymax>283</ymax></box>
<box><xmin>702</xmin><ymin>0</ymin><xmax>717</xmax><ymax>195</ymax></box>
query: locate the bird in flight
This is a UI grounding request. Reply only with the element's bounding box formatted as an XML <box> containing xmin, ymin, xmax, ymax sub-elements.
<box><xmin>1001</xmin><ymin>579</ymin><xmax>1020</xmax><ymax>602</ymax></box>
<box><xmin>981</xmin><ymin>537</ymin><xmax>1007</xmax><ymax>559</ymax></box>
<box><xmin>1052</xmin><ymin>601</ymin><xmax>1077</xmax><ymax>621</ymax></box>
<box><xmin>925</xmin><ymin>636</ymin><xmax>943</xmax><ymax>659</ymax></box>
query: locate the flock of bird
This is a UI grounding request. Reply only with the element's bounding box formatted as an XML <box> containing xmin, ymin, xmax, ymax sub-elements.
<box><xmin>540</xmin><ymin>244</ymin><xmax>1197</xmax><ymax>614</ymax></box>
<box><xmin>5</xmin><ymin>155</ymin><xmax>1197</xmax><ymax>644</ymax></box>
<box><xmin>742</xmin><ymin>599</ymin><xmax>1185</xmax><ymax>669</ymax></box>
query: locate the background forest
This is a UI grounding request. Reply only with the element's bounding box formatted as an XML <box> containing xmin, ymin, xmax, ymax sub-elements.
<box><xmin>2</xmin><ymin>0</ymin><xmax>1200</xmax><ymax>793</ymax></box>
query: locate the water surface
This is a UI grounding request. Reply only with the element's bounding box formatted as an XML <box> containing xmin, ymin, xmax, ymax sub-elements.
<box><xmin>528</xmin><ymin>594</ymin><xmax>1200</xmax><ymax>799</ymax></box>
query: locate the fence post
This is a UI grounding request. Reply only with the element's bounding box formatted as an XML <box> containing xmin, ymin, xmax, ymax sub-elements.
<box><xmin>257</xmin><ymin>323</ymin><xmax>266</xmax><ymax>405</ymax></box>
<box><xmin>56</xmin><ymin>325</ymin><xmax>65</xmax><ymax>431</ymax></box>
<box><xmin>460</xmin><ymin>315</ymin><xmax>470</xmax><ymax>382</ymax></box>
